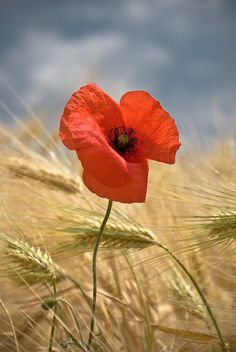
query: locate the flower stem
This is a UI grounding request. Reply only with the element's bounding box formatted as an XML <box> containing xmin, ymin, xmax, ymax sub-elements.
<box><xmin>48</xmin><ymin>276</ymin><xmax>57</xmax><ymax>352</ymax></box>
<box><xmin>87</xmin><ymin>199</ymin><xmax>113</xmax><ymax>350</ymax></box>
<box><xmin>155</xmin><ymin>241</ymin><xmax>229</xmax><ymax>352</ymax></box>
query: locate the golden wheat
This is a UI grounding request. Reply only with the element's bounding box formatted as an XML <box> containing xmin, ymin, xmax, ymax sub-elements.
<box><xmin>0</xmin><ymin>233</ymin><xmax>62</xmax><ymax>285</ymax></box>
<box><xmin>0</xmin><ymin>117</ymin><xmax>236</xmax><ymax>351</ymax></box>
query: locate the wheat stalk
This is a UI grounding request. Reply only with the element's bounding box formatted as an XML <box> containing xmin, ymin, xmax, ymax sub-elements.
<box><xmin>1</xmin><ymin>156</ymin><xmax>82</xmax><ymax>194</ymax></box>
<box><xmin>0</xmin><ymin>233</ymin><xmax>62</xmax><ymax>285</ymax></box>
<box><xmin>205</xmin><ymin>211</ymin><xmax>236</xmax><ymax>242</ymax></box>
<box><xmin>167</xmin><ymin>267</ymin><xmax>206</xmax><ymax>319</ymax></box>
<box><xmin>0</xmin><ymin>299</ymin><xmax>20</xmax><ymax>352</ymax></box>
<box><xmin>54</xmin><ymin>208</ymin><xmax>156</xmax><ymax>252</ymax></box>
<box><xmin>181</xmin><ymin>211</ymin><xmax>236</xmax><ymax>250</ymax></box>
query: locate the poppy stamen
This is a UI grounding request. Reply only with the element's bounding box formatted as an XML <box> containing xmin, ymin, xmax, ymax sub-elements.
<box><xmin>107</xmin><ymin>126</ymin><xmax>138</xmax><ymax>157</ymax></box>
<box><xmin>117</xmin><ymin>133</ymin><xmax>129</xmax><ymax>148</ymax></box>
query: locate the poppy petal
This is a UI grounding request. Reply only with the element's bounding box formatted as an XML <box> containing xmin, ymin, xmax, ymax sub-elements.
<box><xmin>120</xmin><ymin>91</ymin><xmax>181</xmax><ymax>164</ymax></box>
<box><xmin>60</xmin><ymin>82</ymin><xmax>123</xmax><ymax>149</ymax></box>
<box><xmin>72</xmin><ymin>117</ymin><xmax>129</xmax><ymax>188</ymax></box>
<box><xmin>59</xmin><ymin>115</ymin><xmax>77</xmax><ymax>150</ymax></box>
<box><xmin>82</xmin><ymin>160</ymin><xmax>149</xmax><ymax>203</ymax></box>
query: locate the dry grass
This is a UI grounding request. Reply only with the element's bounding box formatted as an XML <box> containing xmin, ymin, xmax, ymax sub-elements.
<box><xmin>0</xmin><ymin>120</ymin><xmax>236</xmax><ymax>352</ymax></box>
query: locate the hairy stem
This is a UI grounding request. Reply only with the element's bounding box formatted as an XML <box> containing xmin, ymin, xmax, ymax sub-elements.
<box><xmin>87</xmin><ymin>199</ymin><xmax>113</xmax><ymax>350</ymax></box>
<box><xmin>155</xmin><ymin>241</ymin><xmax>229</xmax><ymax>352</ymax></box>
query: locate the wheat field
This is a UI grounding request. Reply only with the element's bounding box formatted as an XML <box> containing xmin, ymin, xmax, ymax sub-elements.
<box><xmin>0</xmin><ymin>117</ymin><xmax>235</xmax><ymax>352</ymax></box>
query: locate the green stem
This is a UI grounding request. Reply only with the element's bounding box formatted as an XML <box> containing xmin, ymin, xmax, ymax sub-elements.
<box><xmin>48</xmin><ymin>276</ymin><xmax>57</xmax><ymax>352</ymax></box>
<box><xmin>87</xmin><ymin>199</ymin><xmax>113</xmax><ymax>350</ymax></box>
<box><xmin>155</xmin><ymin>241</ymin><xmax>229</xmax><ymax>352</ymax></box>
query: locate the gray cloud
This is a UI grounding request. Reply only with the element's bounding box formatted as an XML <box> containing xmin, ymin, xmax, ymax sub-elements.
<box><xmin>0</xmin><ymin>0</ymin><xmax>235</xmax><ymax>145</ymax></box>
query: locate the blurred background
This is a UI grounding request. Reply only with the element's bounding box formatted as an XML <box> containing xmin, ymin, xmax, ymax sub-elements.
<box><xmin>0</xmin><ymin>0</ymin><xmax>235</xmax><ymax>147</ymax></box>
<box><xmin>0</xmin><ymin>4</ymin><xmax>236</xmax><ymax>350</ymax></box>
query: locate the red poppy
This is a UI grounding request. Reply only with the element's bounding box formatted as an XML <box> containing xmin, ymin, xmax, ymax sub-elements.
<box><xmin>59</xmin><ymin>83</ymin><xmax>181</xmax><ymax>203</ymax></box>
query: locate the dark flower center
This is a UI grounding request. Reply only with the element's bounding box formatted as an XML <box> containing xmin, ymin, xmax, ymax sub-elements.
<box><xmin>107</xmin><ymin>126</ymin><xmax>138</xmax><ymax>157</ymax></box>
<box><xmin>117</xmin><ymin>133</ymin><xmax>129</xmax><ymax>148</ymax></box>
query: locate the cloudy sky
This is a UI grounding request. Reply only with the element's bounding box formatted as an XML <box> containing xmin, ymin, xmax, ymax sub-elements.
<box><xmin>0</xmin><ymin>0</ymin><xmax>235</xmax><ymax>145</ymax></box>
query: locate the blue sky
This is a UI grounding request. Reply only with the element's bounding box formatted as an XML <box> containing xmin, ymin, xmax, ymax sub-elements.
<box><xmin>0</xmin><ymin>0</ymin><xmax>235</xmax><ymax>144</ymax></box>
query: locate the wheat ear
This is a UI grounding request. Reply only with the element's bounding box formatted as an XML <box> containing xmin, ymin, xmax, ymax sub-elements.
<box><xmin>0</xmin><ymin>233</ymin><xmax>62</xmax><ymax>284</ymax></box>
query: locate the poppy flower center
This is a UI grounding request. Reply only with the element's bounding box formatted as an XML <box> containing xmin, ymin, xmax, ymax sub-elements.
<box><xmin>107</xmin><ymin>126</ymin><xmax>138</xmax><ymax>157</ymax></box>
<box><xmin>117</xmin><ymin>134</ymin><xmax>129</xmax><ymax>148</ymax></box>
